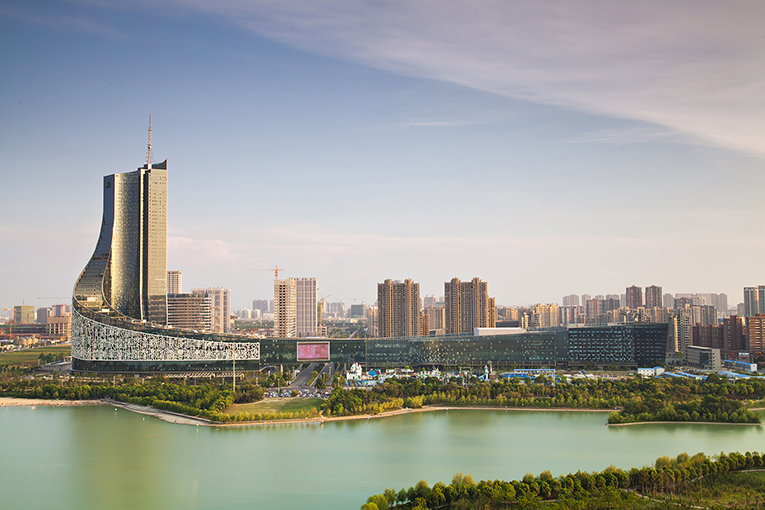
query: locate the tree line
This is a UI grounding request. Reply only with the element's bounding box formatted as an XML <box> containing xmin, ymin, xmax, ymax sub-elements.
<box><xmin>362</xmin><ymin>450</ymin><xmax>765</xmax><ymax>509</ymax></box>
<box><xmin>324</xmin><ymin>374</ymin><xmax>764</xmax><ymax>425</ymax></box>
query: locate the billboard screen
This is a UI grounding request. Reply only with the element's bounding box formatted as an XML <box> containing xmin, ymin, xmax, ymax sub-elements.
<box><xmin>297</xmin><ymin>342</ymin><xmax>330</xmax><ymax>361</ymax></box>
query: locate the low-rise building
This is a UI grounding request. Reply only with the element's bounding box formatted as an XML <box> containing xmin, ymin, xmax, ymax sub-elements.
<box><xmin>684</xmin><ymin>345</ymin><xmax>722</xmax><ymax>371</ymax></box>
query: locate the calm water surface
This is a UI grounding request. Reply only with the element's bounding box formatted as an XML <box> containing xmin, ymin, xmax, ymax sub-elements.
<box><xmin>2</xmin><ymin>406</ymin><xmax>764</xmax><ymax>509</ymax></box>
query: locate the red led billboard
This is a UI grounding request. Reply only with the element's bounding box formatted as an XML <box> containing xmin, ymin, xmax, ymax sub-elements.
<box><xmin>297</xmin><ymin>342</ymin><xmax>330</xmax><ymax>361</ymax></box>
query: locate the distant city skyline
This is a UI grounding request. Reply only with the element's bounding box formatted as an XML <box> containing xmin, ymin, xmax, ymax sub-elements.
<box><xmin>1</xmin><ymin>1</ymin><xmax>763</xmax><ymax>311</ymax></box>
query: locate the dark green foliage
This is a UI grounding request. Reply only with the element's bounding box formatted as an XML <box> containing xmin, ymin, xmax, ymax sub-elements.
<box><xmin>366</xmin><ymin>450</ymin><xmax>765</xmax><ymax>509</ymax></box>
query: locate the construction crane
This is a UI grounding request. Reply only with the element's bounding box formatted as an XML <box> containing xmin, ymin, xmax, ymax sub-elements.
<box><xmin>250</xmin><ymin>266</ymin><xmax>287</xmax><ymax>279</ymax></box>
<box><xmin>318</xmin><ymin>294</ymin><xmax>331</xmax><ymax>324</ymax></box>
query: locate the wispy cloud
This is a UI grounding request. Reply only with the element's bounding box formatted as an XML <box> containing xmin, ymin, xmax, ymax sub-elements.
<box><xmin>0</xmin><ymin>3</ymin><xmax>122</xmax><ymax>38</ymax></box>
<box><xmin>567</xmin><ymin>126</ymin><xmax>690</xmax><ymax>145</ymax></box>
<box><xmin>164</xmin><ymin>0</ymin><xmax>765</xmax><ymax>156</ymax></box>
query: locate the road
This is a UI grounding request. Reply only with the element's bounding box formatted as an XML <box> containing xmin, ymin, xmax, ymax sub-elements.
<box><xmin>288</xmin><ymin>363</ymin><xmax>319</xmax><ymax>390</ymax></box>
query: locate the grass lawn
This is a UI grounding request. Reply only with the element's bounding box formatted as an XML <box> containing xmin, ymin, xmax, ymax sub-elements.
<box><xmin>690</xmin><ymin>471</ymin><xmax>765</xmax><ymax>508</ymax></box>
<box><xmin>0</xmin><ymin>344</ymin><xmax>71</xmax><ymax>367</ymax></box>
<box><xmin>226</xmin><ymin>397</ymin><xmax>324</xmax><ymax>415</ymax></box>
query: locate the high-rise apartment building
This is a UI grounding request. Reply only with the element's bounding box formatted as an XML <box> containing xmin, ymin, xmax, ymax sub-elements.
<box><xmin>274</xmin><ymin>278</ymin><xmax>297</xmax><ymax>338</ymax></box>
<box><xmin>73</xmin><ymin>155</ymin><xmax>168</xmax><ymax>324</ymax></box>
<box><xmin>562</xmin><ymin>294</ymin><xmax>580</xmax><ymax>306</ymax></box>
<box><xmin>422</xmin><ymin>294</ymin><xmax>438</xmax><ymax>309</ymax></box>
<box><xmin>744</xmin><ymin>287</ymin><xmax>760</xmax><ymax>317</ymax></box>
<box><xmin>424</xmin><ymin>305</ymin><xmax>446</xmax><ymax>332</ymax></box>
<box><xmin>747</xmin><ymin>314</ymin><xmax>765</xmax><ymax>354</ymax></box>
<box><xmin>168</xmin><ymin>293</ymin><xmax>213</xmax><ymax>331</ymax></box>
<box><xmin>533</xmin><ymin>303</ymin><xmax>560</xmax><ymax>328</ymax></box>
<box><xmin>722</xmin><ymin>315</ymin><xmax>746</xmax><ymax>353</ymax></box>
<box><xmin>295</xmin><ymin>277</ymin><xmax>317</xmax><ymax>337</ymax></box>
<box><xmin>672</xmin><ymin>308</ymin><xmax>693</xmax><ymax>353</ymax></box>
<box><xmin>645</xmin><ymin>286</ymin><xmax>662</xmax><ymax>308</ymax></box>
<box><xmin>167</xmin><ymin>270</ymin><xmax>182</xmax><ymax>295</ymax></box>
<box><xmin>377</xmin><ymin>279</ymin><xmax>420</xmax><ymax>338</ymax></box>
<box><xmin>444</xmin><ymin>277</ymin><xmax>496</xmax><ymax>334</ymax></box>
<box><xmin>625</xmin><ymin>286</ymin><xmax>643</xmax><ymax>309</ymax></box>
<box><xmin>252</xmin><ymin>299</ymin><xmax>269</xmax><ymax>315</ymax></box>
<box><xmin>365</xmin><ymin>306</ymin><xmax>379</xmax><ymax>337</ymax></box>
<box><xmin>190</xmin><ymin>288</ymin><xmax>231</xmax><ymax>334</ymax></box>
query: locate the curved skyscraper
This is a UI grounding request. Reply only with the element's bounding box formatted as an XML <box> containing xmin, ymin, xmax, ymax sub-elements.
<box><xmin>71</xmin><ymin>130</ymin><xmax>260</xmax><ymax>371</ymax></box>
<box><xmin>74</xmin><ymin>161</ymin><xmax>168</xmax><ymax>323</ymax></box>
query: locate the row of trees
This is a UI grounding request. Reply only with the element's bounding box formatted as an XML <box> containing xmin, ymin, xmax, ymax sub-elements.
<box><xmin>608</xmin><ymin>393</ymin><xmax>760</xmax><ymax>424</ymax></box>
<box><xmin>324</xmin><ymin>375</ymin><xmax>763</xmax><ymax>424</ymax></box>
<box><xmin>363</xmin><ymin>451</ymin><xmax>765</xmax><ymax>509</ymax></box>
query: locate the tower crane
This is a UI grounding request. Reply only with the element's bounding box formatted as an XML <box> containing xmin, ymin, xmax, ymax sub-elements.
<box><xmin>250</xmin><ymin>266</ymin><xmax>287</xmax><ymax>279</ymax></box>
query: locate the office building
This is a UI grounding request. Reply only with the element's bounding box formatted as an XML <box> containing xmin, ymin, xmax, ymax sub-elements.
<box><xmin>444</xmin><ymin>277</ymin><xmax>496</xmax><ymax>334</ymax></box>
<box><xmin>52</xmin><ymin>304</ymin><xmax>70</xmax><ymax>317</ymax></box>
<box><xmin>295</xmin><ymin>277</ymin><xmax>317</xmax><ymax>337</ymax></box>
<box><xmin>73</xmin><ymin>152</ymin><xmax>167</xmax><ymax>323</ymax></box>
<box><xmin>167</xmin><ymin>293</ymin><xmax>213</xmax><ymax>332</ymax></box>
<box><xmin>645</xmin><ymin>286</ymin><xmax>662</xmax><ymax>308</ymax></box>
<box><xmin>274</xmin><ymin>278</ymin><xmax>297</xmax><ymax>338</ymax></box>
<box><xmin>72</xmin><ymin>128</ymin><xmax>262</xmax><ymax>372</ymax></box>
<box><xmin>36</xmin><ymin>307</ymin><xmax>52</xmax><ymax>324</ymax></box>
<box><xmin>190</xmin><ymin>288</ymin><xmax>231</xmax><ymax>334</ymax></box>
<box><xmin>350</xmin><ymin>303</ymin><xmax>367</xmax><ymax>319</ymax></box>
<box><xmin>167</xmin><ymin>270</ymin><xmax>182</xmax><ymax>295</ymax></box>
<box><xmin>378</xmin><ymin>279</ymin><xmax>420</xmax><ymax>338</ymax></box>
<box><xmin>625</xmin><ymin>286</ymin><xmax>642</xmax><ymax>309</ymax></box>
<box><xmin>684</xmin><ymin>346</ymin><xmax>722</xmax><ymax>371</ymax></box>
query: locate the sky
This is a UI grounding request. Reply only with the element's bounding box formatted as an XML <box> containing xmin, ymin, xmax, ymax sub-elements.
<box><xmin>1</xmin><ymin>0</ymin><xmax>764</xmax><ymax>312</ymax></box>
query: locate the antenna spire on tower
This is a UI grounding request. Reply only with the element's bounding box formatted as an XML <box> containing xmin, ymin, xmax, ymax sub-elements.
<box><xmin>145</xmin><ymin>114</ymin><xmax>155</xmax><ymax>167</ymax></box>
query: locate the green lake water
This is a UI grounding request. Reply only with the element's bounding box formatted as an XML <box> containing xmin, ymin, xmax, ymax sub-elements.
<box><xmin>1</xmin><ymin>406</ymin><xmax>764</xmax><ymax>509</ymax></box>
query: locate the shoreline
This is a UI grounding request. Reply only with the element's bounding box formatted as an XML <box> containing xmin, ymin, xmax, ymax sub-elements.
<box><xmin>211</xmin><ymin>404</ymin><xmax>615</xmax><ymax>428</ymax></box>
<box><xmin>608</xmin><ymin>420</ymin><xmax>762</xmax><ymax>427</ymax></box>
<box><xmin>0</xmin><ymin>397</ymin><xmax>102</xmax><ymax>407</ymax></box>
<box><xmin>5</xmin><ymin>397</ymin><xmax>760</xmax><ymax>429</ymax></box>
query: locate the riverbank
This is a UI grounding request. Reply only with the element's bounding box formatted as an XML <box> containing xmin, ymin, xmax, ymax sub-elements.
<box><xmin>0</xmin><ymin>397</ymin><xmax>101</xmax><ymax>407</ymax></box>
<box><xmin>211</xmin><ymin>404</ymin><xmax>615</xmax><ymax>428</ymax></box>
<box><xmin>104</xmin><ymin>399</ymin><xmax>212</xmax><ymax>426</ymax></box>
<box><xmin>608</xmin><ymin>420</ymin><xmax>762</xmax><ymax>427</ymax></box>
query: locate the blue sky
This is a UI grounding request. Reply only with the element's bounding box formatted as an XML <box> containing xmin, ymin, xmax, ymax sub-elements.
<box><xmin>1</xmin><ymin>0</ymin><xmax>764</xmax><ymax>311</ymax></box>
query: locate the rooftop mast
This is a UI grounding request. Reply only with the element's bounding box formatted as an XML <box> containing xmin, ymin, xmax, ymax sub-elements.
<box><xmin>145</xmin><ymin>114</ymin><xmax>155</xmax><ymax>168</ymax></box>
